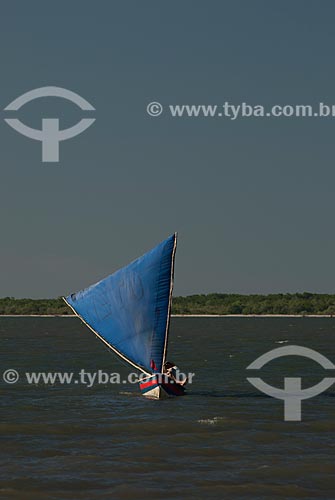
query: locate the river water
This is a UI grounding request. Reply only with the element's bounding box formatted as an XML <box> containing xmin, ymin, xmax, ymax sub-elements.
<box><xmin>1</xmin><ymin>317</ymin><xmax>335</xmax><ymax>499</ymax></box>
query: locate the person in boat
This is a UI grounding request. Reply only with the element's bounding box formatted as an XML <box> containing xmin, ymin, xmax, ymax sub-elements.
<box><xmin>163</xmin><ymin>361</ymin><xmax>188</xmax><ymax>386</ymax></box>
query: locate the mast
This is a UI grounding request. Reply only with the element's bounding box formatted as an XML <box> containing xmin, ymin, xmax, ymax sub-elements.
<box><xmin>161</xmin><ymin>232</ymin><xmax>177</xmax><ymax>369</ymax></box>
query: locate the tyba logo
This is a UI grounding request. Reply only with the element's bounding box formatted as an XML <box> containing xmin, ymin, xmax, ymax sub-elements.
<box><xmin>246</xmin><ymin>345</ymin><xmax>335</xmax><ymax>421</ymax></box>
<box><xmin>4</xmin><ymin>87</ymin><xmax>95</xmax><ymax>162</ymax></box>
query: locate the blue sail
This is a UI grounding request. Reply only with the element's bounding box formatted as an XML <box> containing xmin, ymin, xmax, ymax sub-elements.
<box><xmin>64</xmin><ymin>234</ymin><xmax>177</xmax><ymax>374</ymax></box>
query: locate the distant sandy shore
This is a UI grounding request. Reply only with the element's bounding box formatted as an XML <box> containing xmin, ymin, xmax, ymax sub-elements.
<box><xmin>0</xmin><ymin>315</ymin><xmax>76</xmax><ymax>318</ymax></box>
<box><xmin>0</xmin><ymin>314</ymin><xmax>334</xmax><ymax>318</ymax></box>
<box><xmin>172</xmin><ymin>314</ymin><xmax>334</xmax><ymax>318</ymax></box>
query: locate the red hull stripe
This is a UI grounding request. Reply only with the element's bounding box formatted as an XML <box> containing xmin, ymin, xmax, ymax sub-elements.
<box><xmin>141</xmin><ymin>383</ymin><xmax>159</xmax><ymax>394</ymax></box>
<box><xmin>139</xmin><ymin>375</ymin><xmax>185</xmax><ymax>396</ymax></box>
<box><xmin>140</xmin><ymin>379</ymin><xmax>159</xmax><ymax>390</ymax></box>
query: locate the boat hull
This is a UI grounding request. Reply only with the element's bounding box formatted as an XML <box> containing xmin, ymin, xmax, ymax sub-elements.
<box><xmin>139</xmin><ymin>374</ymin><xmax>186</xmax><ymax>399</ymax></box>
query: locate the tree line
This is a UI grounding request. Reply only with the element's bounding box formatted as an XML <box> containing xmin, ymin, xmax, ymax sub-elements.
<box><xmin>1</xmin><ymin>293</ymin><xmax>335</xmax><ymax>315</ymax></box>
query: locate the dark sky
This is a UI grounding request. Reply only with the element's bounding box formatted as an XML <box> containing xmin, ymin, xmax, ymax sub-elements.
<box><xmin>1</xmin><ymin>1</ymin><xmax>335</xmax><ymax>297</ymax></box>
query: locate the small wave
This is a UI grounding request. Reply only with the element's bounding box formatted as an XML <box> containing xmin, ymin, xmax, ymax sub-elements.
<box><xmin>275</xmin><ymin>340</ymin><xmax>289</xmax><ymax>344</ymax></box>
<box><xmin>118</xmin><ymin>391</ymin><xmax>137</xmax><ymax>397</ymax></box>
<box><xmin>197</xmin><ymin>416</ymin><xmax>222</xmax><ymax>425</ymax></box>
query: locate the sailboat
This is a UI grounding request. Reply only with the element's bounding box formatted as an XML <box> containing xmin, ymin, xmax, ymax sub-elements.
<box><xmin>63</xmin><ymin>233</ymin><xmax>186</xmax><ymax>399</ymax></box>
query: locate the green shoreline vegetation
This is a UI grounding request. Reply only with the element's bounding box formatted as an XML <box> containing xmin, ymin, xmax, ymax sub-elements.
<box><xmin>1</xmin><ymin>293</ymin><xmax>335</xmax><ymax>316</ymax></box>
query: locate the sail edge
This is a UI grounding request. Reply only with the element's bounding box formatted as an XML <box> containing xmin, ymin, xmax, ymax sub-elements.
<box><xmin>62</xmin><ymin>296</ymin><xmax>151</xmax><ymax>376</ymax></box>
